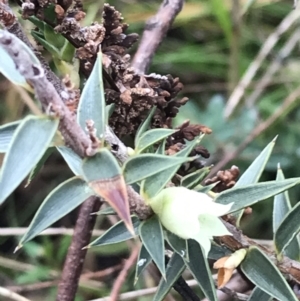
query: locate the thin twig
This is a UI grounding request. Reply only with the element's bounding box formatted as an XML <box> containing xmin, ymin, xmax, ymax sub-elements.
<box><xmin>246</xmin><ymin>27</ymin><xmax>300</xmax><ymax>107</ymax></box>
<box><xmin>56</xmin><ymin>197</ymin><xmax>101</xmax><ymax>301</ymax></box>
<box><xmin>7</xmin><ymin>265</ymin><xmax>123</xmax><ymax>294</ymax></box>
<box><xmin>0</xmin><ymin>256</ymin><xmax>59</xmax><ymax>276</ymax></box>
<box><xmin>109</xmin><ymin>246</ymin><xmax>140</xmax><ymax>301</ymax></box>
<box><xmin>211</xmin><ymin>86</ymin><xmax>300</xmax><ymax>175</ymax></box>
<box><xmin>131</xmin><ymin>0</ymin><xmax>184</xmax><ymax>74</ymax></box>
<box><xmin>224</xmin><ymin>7</ymin><xmax>300</xmax><ymax>118</ymax></box>
<box><xmin>0</xmin><ymin>227</ymin><xmax>104</xmax><ymax>236</ymax></box>
<box><xmin>89</xmin><ymin>279</ymin><xmax>199</xmax><ymax>301</ymax></box>
<box><xmin>0</xmin><ymin>286</ymin><xmax>31</xmax><ymax>301</ymax></box>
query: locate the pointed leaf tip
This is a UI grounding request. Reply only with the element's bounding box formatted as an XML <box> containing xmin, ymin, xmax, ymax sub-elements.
<box><xmin>89</xmin><ymin>176</ymin><xmax>134</xmax><ymax>235</ymax></box>
<box><xmin>82</xmin><ymin>149</ymin><xmax>133</xmax><ymax>234</ymax></box>
<box><xmin>14</xmin><ymin>245</ymin><xmax>22</xmax><ymax>253</ymax></box>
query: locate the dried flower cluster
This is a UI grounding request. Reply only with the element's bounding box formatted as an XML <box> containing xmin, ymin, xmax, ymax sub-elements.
<box><xmin>19</xmin><ymin>0</ymin><xmax>214</xmax><ymax>173</ymax></box>
<box><xmin>205</xmin><ymin>165</ymin><xmax>240</xmax><ymax>193</ymax></box>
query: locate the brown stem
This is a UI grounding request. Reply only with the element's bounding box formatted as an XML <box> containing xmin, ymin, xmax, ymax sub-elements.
<box><xmin>131</xmin><ymin>0</ymin><xmax>184</xmax><ymax>74</ymax></box>
<box><xmin>56</xmin><ymin>196</ymin><xmax>101</xmax><ymax>301</ymax></box>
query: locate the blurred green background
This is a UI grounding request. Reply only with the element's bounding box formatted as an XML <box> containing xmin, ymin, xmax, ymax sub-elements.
<box><xmin>1</xmin><ymin>0</ymin><xmax>300</xmax><ymax>300</ymax></box>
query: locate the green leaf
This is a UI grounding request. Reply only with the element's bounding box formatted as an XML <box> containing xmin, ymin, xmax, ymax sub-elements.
<box><xmin>215</xmin><ymin>178</ymin><xmax>300</xmax><ymax>213</ymax></box>
<box><xmin>93</xmin><ymin>207</ymin><xmax>116</xmax><ymax>216</ymax></box>
<box><xmin>0</xmin><ymin>46</ymin><xmax>30</xmax><ymax>89</ymax></box>
<box><xmin>123</xmin><ymin>154</ymin><xmax>194</xmax><ymax>185</ymax></box>
<box><xmin>153</xmin><ymin>253</ymin><xmax>186</xmax><ymax>301</ymax></box>
<box><xmin>0</xmin><ymin>116</ymin><xmax>59</xmax><ymax>205</ymax></box>
<box><xmin>43</xmin><ymin>23</ymin><xmax>65</xmax><ymax>49</ymax></box>
<box><xmin>165</xmin><ymin>231</ymin><xmax>188</xmax><ymax>261</ymax></box>
<box><xmin>134</xmin><ymin>245</ymin><xmax>152</xmax><ymax>284</ymax></box>
<box><xmin>82</xmin><ymin>149</ymin><xmax>121</xmax><ymax>181</ymax></box>
<box><xmin>237</xmin><ymin>138</ymin><xmax>276</xmax><ymax>186</ymax></box>
<box><xmin>186</xmin><ymin>239</ymin><xmax>217</xmax><ymax>301</ymax></box>
<box><xmin>77</xmin><ymin>51</ymin><xmax>105</xmax><ymax>140</ymax></box>
<box><xmin>273</xmin><ymin>165</ymin><xmax>300</xmax><ymax>260</ymax></box>
<box><xmin>19</xmin><ymin>177</ymin><xmax>94</xmax><ymax>246</ymax></box>
<box><xmin>248</xmin><ymin>287</ymin><xmax>272</xmax><ymax>301</ymax></box>
<box><xmin>156</xmin><ymin>139</ymin><xmax>166</xmax><ymax>155</ymax></box>
<box><xmin>140</xmin><ymin>135</ymin><xmax>205</xmax><ymax>198</ymax></box>
<box><xmin>88</xmin><ymin>216</ymin><xmax>140</xmax><ymax>247</ymax></box>
<box><xmin>139</xmin><ymin>215</ymin><xmax>165</xmax><ymax>277</ymax></box>
<box><xmin>57</xmin><ymin>146</ymin><xmax>83</xmax><ymax>176</ymax></box>
<box><xmin>196</xmin><ymin>182</ymin><xmax>218</xmax><ymax>193</ymax></box>
<box><xmin>106</xmin><ymin>103</ymin><xmax>115</xmax><ymax>124</ymax></box>
<box><xmin>60</xmin><ymin>40</ymin><xmax>75</xmax><ymax>63</ymax></box>
<box><xmin>135</xmin><ymin>129</ymin><xmax>176</xmax><ymax>153</ymax></box>
<box><xmin>135</xmin><ymin>107</ymin><xmax>156</xmax><ymax>146</ymax></box>
<box><xmin>0</xmin><ymin>121</ymin><xmax>20</xmax><ymax>153</ymax></box>
<box><xmin>233</xmin><ymin>138</ymin><xmax>276</xmax><ymax>225</ymax></box>
<box><xmin>31</xmin><ymin>31</ymin><xmax>60</xmax><ymax>57</ymax></box>
<box><xmin>274</xmin><ymin>201</ymin><xmax>300</xmax><ymax>258</ymax></box>
<box><xmin>181</xmin><ymin>166</ymin><xmax>211</xmax><ymax>189</ymax></box>
<box><xmin>208</xmin><ymin>243</ymin><xmax>232</xmax><ymax>260</ymax></box>
<box><xmin>82</xmin><ymin>149</ymin><xmax>132</xmax><ymax>232</ymax></box>
<box><xmin>241</xmin><ymin>246</ymin><xmax>298</xmax><ymax>301</ymax></box>
<box><xmin>26</xmin><ymin>147</ymin><xmax>54</xmax><ymax>187</ymax></box>
<box><xmin>27</xmin><ymin>16</ymin><xmax>45</xmax><ymax>31</ymax></box>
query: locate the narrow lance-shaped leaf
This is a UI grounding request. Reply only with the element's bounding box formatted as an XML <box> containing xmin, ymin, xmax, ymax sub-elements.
<box><xmin>153</xmin><ymin>253</ymin><xmax>186</xmax><ymax>301</ymax></box>
<box><xmin>237</xmin><ymin>138</ymin><xmax>276</xmax><ymax>186</ymax></box>
<box><xmin>57</xmin><ymin>146</ymin><xmax>83</xmax><ymax>176</ymax></box>
<box><xmin>77</xmin><ymin>51</ymin><xmax>105</xmax><ymax>141</ymax></box>
<box><xmin>25</xmin><ymin>147</ymin><xmax>54</xmax><ymax>187</ymax></box>
<box><xmin>124</xmin><ymin>154</ymin><xmax>195</xmax><ymax>185</ymax></box>
<box><xmin>196</xmin><ymin>182</ymin><xmax>219</xmax><ymax>193</ymax></box>
<box><xmin>43</xmin><ymin>23</ymin><xmax>65</xmax><ymax>49</ymax></box>
<box><xmin>82</xmin><ymin>148</ymin><xmax>133</xmax><ymax>233</ymax></box>
<box><xmin>273</xmin><ymin>165</ymin><xmax>300</xmax><ymax>260</ymax></box>
<box><xmin>208</xmin><ymin>243</ymin><xmax>232</xmax><ymax>260</ymax></box>
<box><xmin>241</xmin><ymin>246</ymin><xmax>298</xmax><ymax>301</ymax></box>
<box><xmin>105</xmin><ymin>103</ymin><xmax>115</xmax><ymax>124</ymax></box>
<box><xmin>156</xmin><ymin>138</ymin><xmax>166</xmax><ymax>155</ymax></box>
<box><xmin>141</xmin><ymin>134</ymin><xmax>205</xmax><ymax>199</ymax></box>
<box><xmin>31</xmin><ymin>31</ymin><xmax>60</xmax><ymax>58</ymax></box>
<box><xmin>181</xmin><ymin>166</ymin><xmax>211</xmax><ymax>189</ymax></box>
<box><xmin>0</xmin><ymin>121</ymin><xmax>21</xmax><ymax>153</ymax></box>
<box><xmin>92</xmin><ymin>206</ymin><xmax>116</xmax><ymax>216</ymax></box>
<box><xmin>165</xmin><ymin>231</ymin><xmax>188</xmax><ymax>261</ymax></box>
<box><xmin>134</xmin><ymin>244</ymin><xmax>152</xmax><ymax>284</ymax></box>
<box><xmin>233</xmin><ymin>138</ymin><xmax>276</xmax><ymax>225</ymax></box>
<box><xmin>186</xmin><ymin>239</ymin><xmax>218</xmax><ymax>301</ymax></box>
<box><xmin>0</xmin><ymin>116</ymin><xmax>59</xmax><ymax>205</ymax></box>
<box><xmin>139</xmin><ymin>215</ymin><xmax>165</xmax><ymax>278</ymax></box>
<box><xmin>88</xmin><ymin>216</ymin><xmax>140</xmax><ymax>247</ymax></box>
<box><xmin>135</xmin><ymin>106</ymin><xmax>156</xmax><ymax>146</ymax></box>
<box><xmin>18</xmin><ymin>177</ymin><xmax>94</xmax><ymax>248</ymax></box>
<box><xmin>135</xmin><ymin>129</ymin><xmax>176</xmax><ymax>153</ymax></box>
<box><xmin>274</xmin><ymin>201</ymin><xmax>300</xmax><ymax>259</ymax></box>
<box><xmin>215</xmin><ymin>178</ymin><xmax>300</xmax><ymax>213</ymax></box>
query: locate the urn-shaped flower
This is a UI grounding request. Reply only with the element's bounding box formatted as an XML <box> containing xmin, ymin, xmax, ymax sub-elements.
<box><xmin>148</xmin><ymin>187</ymin><xmax>233</xmax><ymax>256</ymax></box>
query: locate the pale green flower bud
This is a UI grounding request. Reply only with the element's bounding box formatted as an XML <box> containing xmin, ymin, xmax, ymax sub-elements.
<box><xmin>149</xmin><ymin>187</ymin><xmax>233</xmax><ymax>257</ymax></box>
<box><xmin>127</xmin><ymin>147</ymin><xmax>135</xmax><ymax>156</ymax></box>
